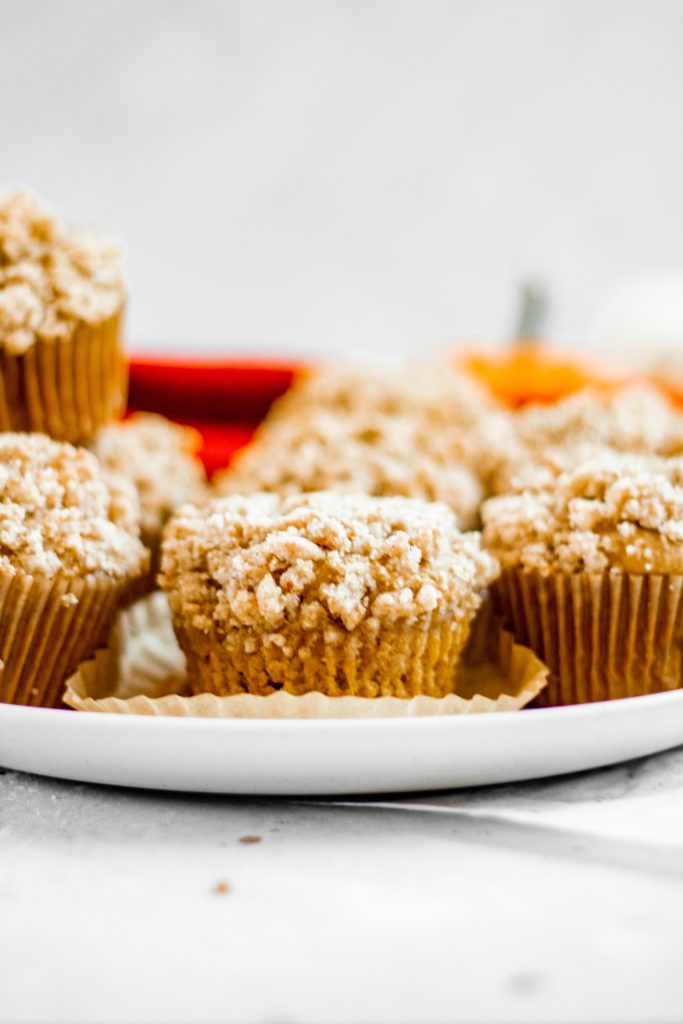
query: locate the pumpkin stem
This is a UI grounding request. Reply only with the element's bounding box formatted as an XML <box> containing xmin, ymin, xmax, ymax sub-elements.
<box><xmin>513</xmin><ymin>280</ymin><xmax>549</xmax><ymax>346</ymax></box>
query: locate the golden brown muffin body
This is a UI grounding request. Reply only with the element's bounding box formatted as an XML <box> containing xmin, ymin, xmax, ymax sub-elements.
<box><xmin>160</xmin><ymin>492</ymin><xmax>499</xmax><ymax>699</ymax></box>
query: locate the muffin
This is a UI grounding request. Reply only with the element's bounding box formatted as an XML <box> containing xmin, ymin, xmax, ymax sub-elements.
<box><xmin>160</xmin><ymin>492</ymin><xmax>499</xmax><ymax>699</ymax></box>
<box><xmin>0</xmin><ymin>190</ymin><xmax>127</xmax><ymax>443</ymax></box>
<box><xmin>482</xmin><ymin>453</ymin><xmax>683</xmax><ymax>705</ymax></box>
<box><xmin>93</xmin><ymin>413</ymin><xmax>208</xmax><ymax>575</ymax></box>
<box><xmin>215</xmin><ymin>409</ymin><xmax>483</xmax><ymax>528</ymax></box>
<box><xmin>0</xmin><ymin>433</ymin><xmax>148</xmax><ymax>707</ymax></box>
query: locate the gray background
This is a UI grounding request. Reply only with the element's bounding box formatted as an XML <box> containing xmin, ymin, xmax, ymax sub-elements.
<box><xmin>2</xmin><ymin>0</ymin><xmax>683</xmax><ymax>359</ymax></box>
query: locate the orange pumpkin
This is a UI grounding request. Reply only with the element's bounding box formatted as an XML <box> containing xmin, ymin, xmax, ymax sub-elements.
<box><xmin>456</xmin><ymin>341</ymin><xmax>626</xmax><ymax>408</ymax></box>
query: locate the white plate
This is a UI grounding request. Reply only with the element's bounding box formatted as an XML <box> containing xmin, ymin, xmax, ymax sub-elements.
<box><xmin>1</xmin><ymin>690</ymin><xmax>683</xmax><ymax>795</ymax></box>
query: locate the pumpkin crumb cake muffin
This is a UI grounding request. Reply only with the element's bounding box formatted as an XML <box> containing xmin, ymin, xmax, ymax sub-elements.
<box><xmin>483</xmin><ymin>453</ymin><xmax>683</xmax><ymax>705</ymax></box>
<box><xmin>215</xmin><ymin>409</ymin><xmax>483</xmax><ymax>528</ymax></box>
<box><xmin>0</xmin><ymin>433</ymin><xmax>148</xmax><ymax>707</ymax></box>
<box><xmin>160</xmin><ymin>492</ymin><xmax>499</xmax><ymax>699</ymax></box>
<box><xmin>93</xmin><ymin>413</ymin><xmax>208</xmax><ymax>572</ymax></box>
<box><xmin>0</xmin><ymin>189</ymin><xmax>127</xmax><ymax>442</ymax></box>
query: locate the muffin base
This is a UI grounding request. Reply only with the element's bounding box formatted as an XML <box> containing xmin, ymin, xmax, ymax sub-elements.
<box><xmin>493</xmin><ymin>568</ymin><xmax>683</xmax><ymax>706</ymax></box>
<box><xmin>173</xmin><ymin>612</ymin><xmax>472</xmax><ymax>699</ymax></box>
<box><xmin>0</xmin><ymin>310</ymin><xmax>126</xmax><ymax>444</ymax></box>
<box><xmin>0</xmin><ymin>568</ymin><xmax>130</xmax><ymax>708</ymax></box>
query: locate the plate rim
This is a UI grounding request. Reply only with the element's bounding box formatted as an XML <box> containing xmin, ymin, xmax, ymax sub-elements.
<box><xmin>2</xmin><ymin>686</ymin><xmax>683</xmax><ymax>731</ymax></box>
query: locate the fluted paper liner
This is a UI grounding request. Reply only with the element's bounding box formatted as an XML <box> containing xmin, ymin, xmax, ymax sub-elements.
<box><xmin>175</xmin><ymin>612</ymin><xmax>472</xmax><ymax>699</ymax></box>
<box><xmin>0</xmin><ymin>309</ymin><xmax>126</xmax><ymax>444</ymax></box>
<box><xmin>63</xmin><ymin>592</ymin><xmax>548</xmax><ymax>717</ymax></box>
<box><xmin>0</xmin><ymin>567</ymin><xmax>131</xmax><ymax>708</ymax></box>
<box><xmin>493</xmin><ymin>568</ymin><xmax>683</xmax><ymax>706</ymax></box>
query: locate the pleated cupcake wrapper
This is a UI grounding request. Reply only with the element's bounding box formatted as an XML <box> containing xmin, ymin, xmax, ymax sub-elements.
<box><xmin>493</xmin><ymin>569</ymin><xmax>683</xmax><ymax>706</ymax></box>
<box><xmin>175</xmin><ymin>609</ymin><xmax>472</xmax><ymax>700</ymax></box>
<box><xmin>0</xmin><ymin>569</ymin><xmax>129</xmax><ymax>708</ymax></box>
<box><xmin>63</xmin><ymin>592</ymin><xmax>549</xmax><ymax>718</ymax></box>
<box><xmin>0</xmin><ymin>309</ymin><xmax>126</xmax><ymax>444</ymax></box>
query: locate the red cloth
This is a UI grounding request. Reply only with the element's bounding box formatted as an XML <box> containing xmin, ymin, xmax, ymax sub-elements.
<box><xmin>127</xmin><ymin>358</ymin><xmax>299</xmax><ymax>475</ymax></box>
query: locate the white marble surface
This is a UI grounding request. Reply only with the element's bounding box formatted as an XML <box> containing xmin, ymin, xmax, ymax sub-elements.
<box><xmin>3</xmin><ymin>749</ymin><xmax>683</xmax><ymax>1023</ymax></box>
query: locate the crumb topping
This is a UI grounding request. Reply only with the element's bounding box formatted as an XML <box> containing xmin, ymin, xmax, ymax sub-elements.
<box><xmin>93</xmin><ymin>413</ymin><xmax>208</xmax><ymax>543</ymax></box>
<box><xmin>161</xmin><ymin>492</ymin><xmax>499</xmax><ymax>634</ymax></box>
<box><xmin>267</xmin><ymin>359</ymin><xmax>497</xmax><ymax>431</ymax></box>
<box><xmin>215</xmin><ymin>409</ymin><xmax>484</xmax><ymax>528</ymax></box>
<box><xmin>515</xmin><ymin>385</ymin><xmax>683</xmax><ymax>456</ymax></box>
<box><xmin>0</xmin><ymin>190</ymin><xmax>125</xmax><ymax>353</ymax></box>
<box><xmin>0</xmin><ymin>433</ymin><xmax>148</xmax><ymax>579</ymax></box>
<box><xmin>482</xmin><ymin>453</ymin><xmax>683</xmax><ymax>574</ymax></box>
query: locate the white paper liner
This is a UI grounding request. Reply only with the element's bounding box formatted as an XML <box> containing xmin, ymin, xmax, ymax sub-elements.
<box><xmin>63</xmin><ymin>592</ymin><xmax>548</xmax><ymax>718</ymax></box>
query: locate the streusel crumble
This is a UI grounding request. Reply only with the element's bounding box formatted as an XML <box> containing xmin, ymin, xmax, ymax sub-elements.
<box><xmin>266</xmin><ymin>360</ymin><xmax>498</xmax><ymax>431</ymax></box>
<box><xmin>0</xmin><ymin>190</ymin><xmax>124</xmax><ymax>354</ymax></box>
<box><xmin>483</xmin><ymin>453</ymin><xmax>683</xmax><ymax>575</ymax></box>
<box><xmin>0</xmin><ymin>433</ymin><xmax>147</xmax><ymax>579</ymax></box>
<box><xmin>215</xmin><ymin>409</ymin><xmax>483</xmax><ymax>528</ymax></box>
<box><xmin>93</xmin><ymin>413</ymin><xmax>208</xmax><ymax>561</ymax></box>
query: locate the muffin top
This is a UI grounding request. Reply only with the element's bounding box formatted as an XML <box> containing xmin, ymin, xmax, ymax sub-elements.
<box><xmin>0</xmin><ymin>190</ymin><xmax>124</xmax><ymax>353</ymax></box>
<box><xmin>267</xmin><ymin>359</ymin><xmax>498</xmax><ymax>431</ymax></box>
<box><xmin>515</xmin><ymin>384</ymin><xmax>683</xmax><ymax>456</ymax></box>
<box><xmin>161</xmin><ymin>491</ymin><xmax>499</xmax><ymax>634</ymax></box>
<box><xmin>93</xmin><ymin>413</ymin><xmax>208</xmax><ymax>543</ymax></box>
<box><xmin>214</xmin><ymin>409</ymin><xmax>483</xmax><ymax>529</ymax></box>
<box><xmin>0</xmin><ymin>433</ymin><xmax>148</xmax><ymax>579</ymax></box>
<box><xmin>482</xmin><ymin>453</ymin><xmax>683</xmax><ymax>575</ymax></box>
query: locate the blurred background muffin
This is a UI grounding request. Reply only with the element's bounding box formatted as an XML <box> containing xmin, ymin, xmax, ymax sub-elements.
<box><xmin>215</xmin><ymin>406</ymin><xmax>484</xmax><ymax>528</ymax></box>
<box><xmin>93</xmin><ymin>412</ymin><xmax>208</xmax><ymax>578</ymax></box>
<box><xmin>0</xmin><ymin>190</ymin><xmax>127</xmax><ymax>443</ymax></box>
